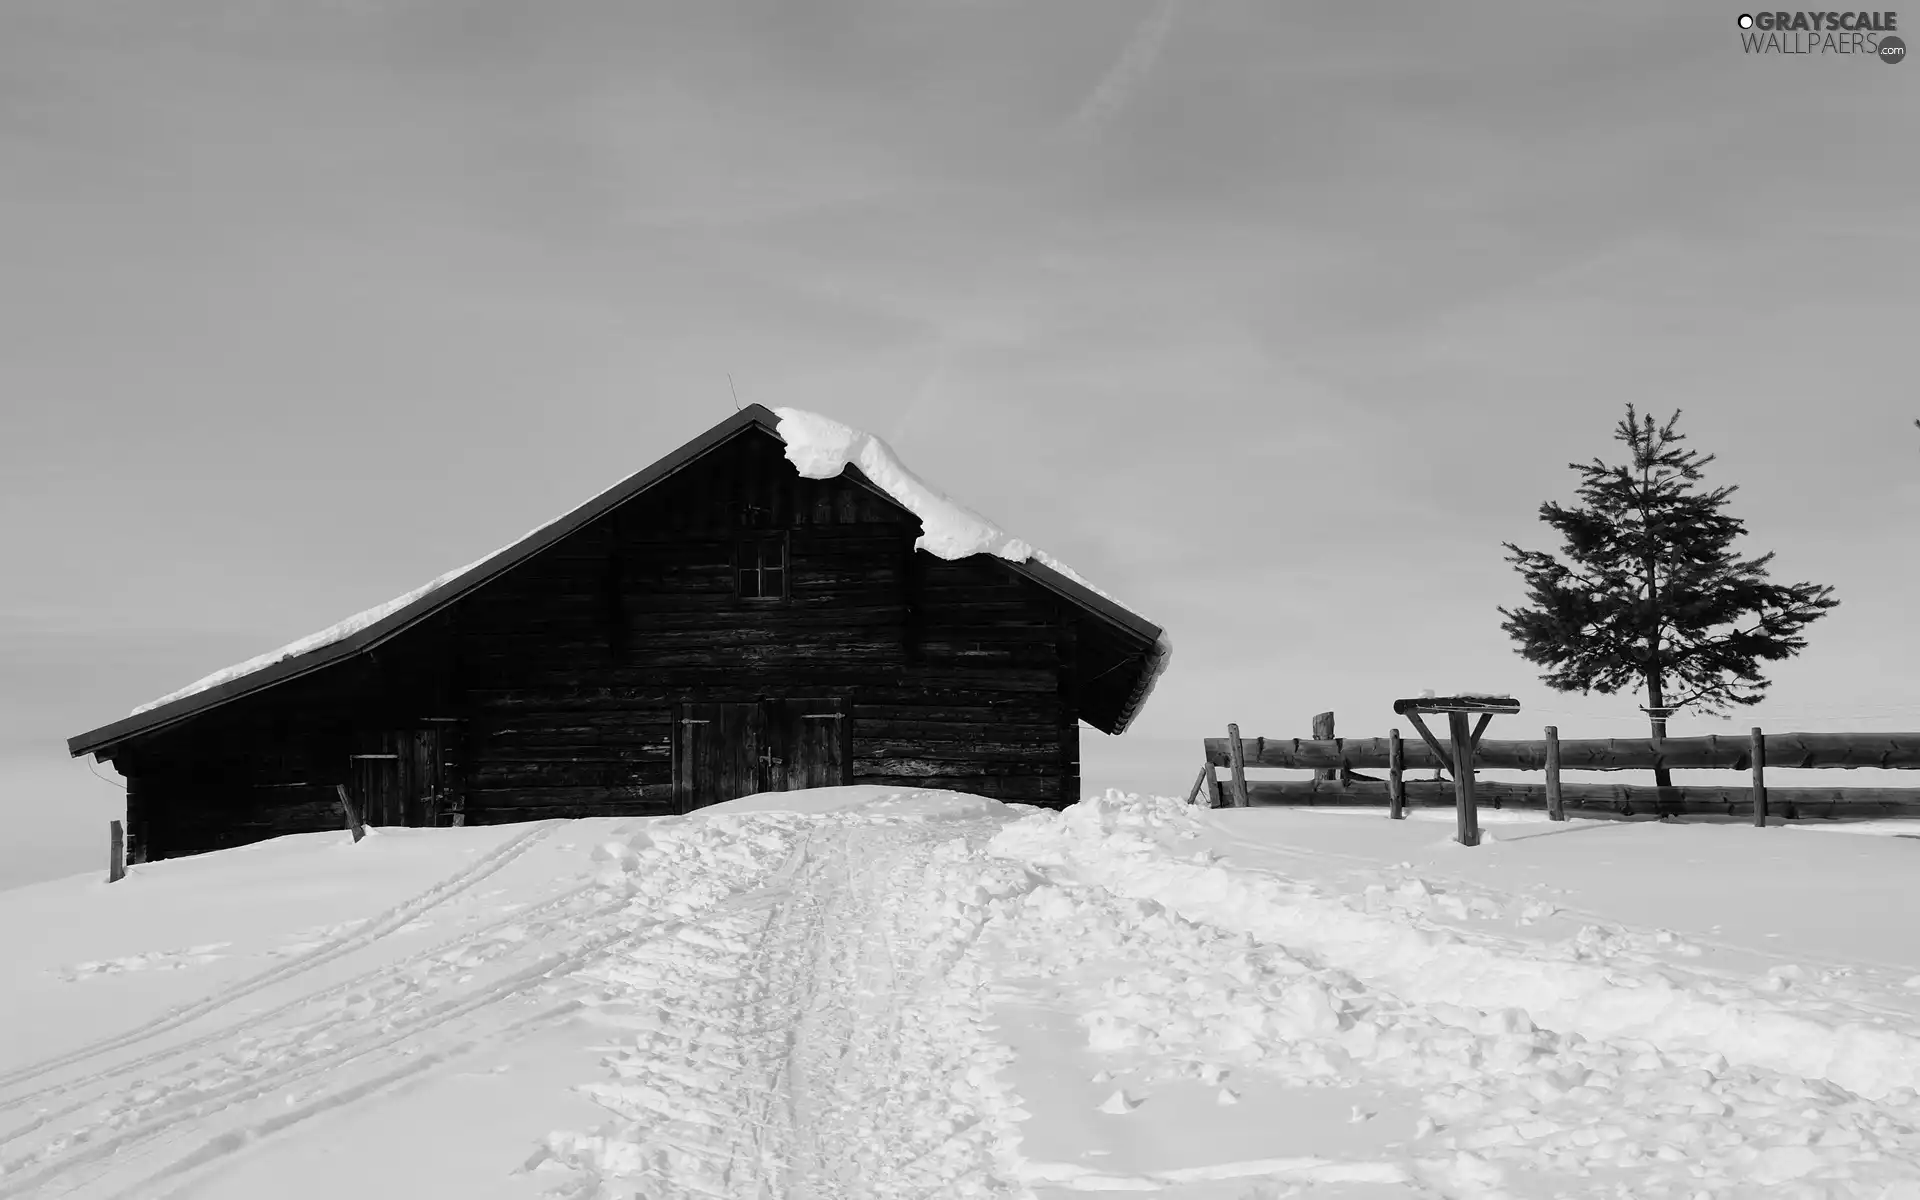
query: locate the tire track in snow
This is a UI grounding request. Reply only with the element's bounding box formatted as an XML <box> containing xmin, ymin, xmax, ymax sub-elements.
<box><xmin>0</xmin><ymin>821</ymin><xmax>561</xmax><ymax>1098</ymax></box>
<box><xmin>1</xmin><ymin>814</ymin><xmax>813</xmax><ymax>1200</ymax></box>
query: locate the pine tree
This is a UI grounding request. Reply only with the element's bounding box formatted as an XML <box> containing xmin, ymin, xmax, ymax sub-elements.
<box><xmin>1498</xmin><ymin>406</ymin><xmax>1838</xmax><ymax>802</ymax></box>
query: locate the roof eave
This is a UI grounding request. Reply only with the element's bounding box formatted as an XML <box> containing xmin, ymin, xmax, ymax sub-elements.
<box><xmin>1001</xmin><ymin>558</ymin><xmax>1163</xmax><ymax>650</ymax></box>
<box><xmin>1000</xmin><ymin>558</ymin><xmax>1167</xmax><ymax>736</ymax></box>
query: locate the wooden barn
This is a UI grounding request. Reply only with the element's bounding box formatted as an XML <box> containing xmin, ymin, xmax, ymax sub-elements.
<box><xmin>69</xmin><ymin>405</ymin><xmax>1169</xmax><ymax>863</ymax></box>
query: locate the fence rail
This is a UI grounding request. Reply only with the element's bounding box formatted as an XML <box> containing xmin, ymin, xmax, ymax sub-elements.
<box><xmin>1202</xmin><ymin>732</ymin><xmax>1920</xmax><ymax>773</ymax></box>
<box><xmin>1191</xmin><ymin>712</ymin><xmax>1920</xmax><ymax>832</ymax></box>
<box><xmin>1243</xmin><ymin>778</ymin><xmax>1920</xmax><ymax>820</ymax></box>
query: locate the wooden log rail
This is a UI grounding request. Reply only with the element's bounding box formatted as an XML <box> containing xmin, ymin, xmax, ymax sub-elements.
<box><xmin>1194</xmin><ymin>717</ymin><xmax>1920</xmax><ymax>827</ymax></box>
<box><xmin>1237</xmin><ymin>778</ymin><xmax>1920</xmax><ymax>820</ymax></box>
<box><xmin>1201</xmin><ymin>732</ymin><xmax>1920</xmax><ymax>773</ymax></box>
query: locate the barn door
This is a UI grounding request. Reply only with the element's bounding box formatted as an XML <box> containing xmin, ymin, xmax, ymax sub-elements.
<box><xmin>675</xmin><ymin>703</ymin><xmax>764</xmax><ymax>812</ymax></box>
<box><xmin>349</xmin><ymin>748</ymin><xmax>403</xmax><ymax>827</ymax></box>
<box><xmin>403</xmin><ymin>727</ymin><xmax>444</xmax><ymax>826</ymax></box>
<box><xmin>349</xmin><ymin>729</ymin><xmax>444</xmax><ymax>827</ymax></box>
<box><xmin>674</xmin><ymin>698</ymin><xmax>850</xmax><ymax>811</ymax></box>
<box><xmin>768</xmin><ymin>697</ymin><xmax>849</xmax><ymax>791</ymax></box>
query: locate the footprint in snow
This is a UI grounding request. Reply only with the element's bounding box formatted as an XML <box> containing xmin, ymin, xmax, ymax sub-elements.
<box><xmin>57</xmin><ymin>943</ymin><xmax>232</xmax><ymax>980</ymax></box>
<box><xmin>1098</xmin><ymin>1089</ymin><xmax>1142</xmax><ymax>1114</ymax></box>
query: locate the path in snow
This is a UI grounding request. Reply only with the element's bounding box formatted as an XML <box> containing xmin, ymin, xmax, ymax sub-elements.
<box><xmin>7</xmin><ymin>789</ymin><xmax>1920</xmax><ymax>1199</ymax></box>
<box><xmin>0</xmin><ymin>799</ymin><xmax>1030</xmax><ymax>1200</ymax></box>
<box><xmin>530</xmin><ymin>802</ymin><xmax>1029</xmax><ymax>1198</ymax></box>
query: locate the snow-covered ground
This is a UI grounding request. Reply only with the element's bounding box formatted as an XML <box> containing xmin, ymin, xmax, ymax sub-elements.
<box><xmin>3</xmin><ymin>789</ymin><xmax>1919</xmax><ymax>1199</ymax></box>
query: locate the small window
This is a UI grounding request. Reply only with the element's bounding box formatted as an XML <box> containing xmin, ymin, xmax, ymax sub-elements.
<box><xmin>736</xmin><ymin>535</ymin><xmax>788</xmax><ymax>601</ymax></box>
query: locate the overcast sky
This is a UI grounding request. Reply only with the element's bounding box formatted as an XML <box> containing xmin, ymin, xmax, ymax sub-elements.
<box><xmin>4</xmin><ymin>1</ymin><xmax>1917</xmax><ymax>888</ymax></box>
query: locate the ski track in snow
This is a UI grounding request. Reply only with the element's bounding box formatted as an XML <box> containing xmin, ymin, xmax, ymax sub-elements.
<box><xmin>10</xmin><ymin>792</ymin><xmax>1920</xmax><ymax>1198</ymax></box>
<box><xmin>0</xmin><ymin>820</ymin><xmax>561</xmax><ymax>1104</ymax></box>
<box><xmin>0</xmin><ymin>874</ymin><xmax>616</xmax><ymax>1149</ymax></box>
<box><xmin>0</xmin><ymin>814</ymin><xmax>807</xmax><ymax>1198</ymax></box>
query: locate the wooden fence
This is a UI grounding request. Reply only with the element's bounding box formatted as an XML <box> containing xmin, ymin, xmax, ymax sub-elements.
<box><xmin>1188</xmin><ymin>712</ymin><xmax>1920</xmax><ymax>823</ymax></box>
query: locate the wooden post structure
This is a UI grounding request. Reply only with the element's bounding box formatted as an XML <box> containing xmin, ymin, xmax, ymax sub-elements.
<box><xmin>1186</xmin><ymin>764</ymin><xmax>1210</xmax><ymax>807</ymax></box>
<box><xmin>1204</xmin><ymin>765</ymin><xmax>1223</xmax><ymax>809</ymax></box>
<box><xmin>1312</xmin><ymin>711</ymin><xmax>1337</xmax><ymax>782</ymax></box>
<box><xmin>1226</xmin><ymin>724</ymin><xmax>1250</xmax><ymax>808</ymax></box>
<box><xmin>1392</xmin><ymin>696</ymin><xmax>1515</xmax><ymax>848</ymax></box>
<box><xmin>108</xmin><ymin>820</ymin><xmax>125</xmax><ymax>883</ymax></box>
<box><xmin>1544</xmin><ymin>726</ymin><xmax>1565</xmax><ymax>822</ymax></box>
<box><xmin>1387</xmin><ymin>728</ymin><xmax>1405</xmax><ymax>819</ymax></box>
<box><xmin>337</xmin><ymin>783</ymin><xmax>367</xmax><ymax>843</ymax></box>
<box><xmin>1751</xmin><ymin>726</ymin><xmax>1767</xmax><ymax>827</ymax></box>
<box><xmin>1446</xmin><ymin>711</ymin><xmax>1481</xmax><ymax>847</ymax></box>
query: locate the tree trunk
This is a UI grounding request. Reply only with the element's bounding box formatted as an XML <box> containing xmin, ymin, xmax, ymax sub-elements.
<box><xmin>1644</xmin><ymin>670</ymin><xmax>1677</xmax><ymax>814</ymax></box>
<box><xmin>1642</xmin><ymin>523</ymin><xmax>1676</xmax><ymax>809</ymax></box>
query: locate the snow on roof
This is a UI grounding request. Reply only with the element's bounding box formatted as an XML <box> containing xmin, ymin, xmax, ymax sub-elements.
<box><xmin>772</xmin><ymin>407</ymin><xmax>1172</xmax><ymax>710</ymax></box>
<box><xmin>129</xmin><ymin>529</ymin><xmax>557</xmax><ymax>717</ymax></box>
<box><xmin>129</xmin><ymin>407</ymin><xmax>1170</xmax><ymax>722</ymax></box>
<box><xmin>129</xmin><ymin>562</ymin><xmax>477</xmax><ymax>717</ymax></box>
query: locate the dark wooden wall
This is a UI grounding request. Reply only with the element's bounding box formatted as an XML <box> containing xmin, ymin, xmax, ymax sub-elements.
<box><xmin>108</xmin><ymin>637</ymin><xmax>464</xmax><ymax>860</ymax></box>
<box><xmin>108</xmin><ymin>429</ymin><xmax>1085</xmax><ymax>859</ymax></box>
<box><xmin>452</xmin><ymin>429</ymin><xmax>1079</xmax><ymax>822</ymax></box>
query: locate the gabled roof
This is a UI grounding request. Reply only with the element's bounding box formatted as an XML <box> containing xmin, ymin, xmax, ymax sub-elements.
<box><xmin>69</xmin><ymin>405</ymin><xmax>1169</xmax><ymax>759</ymax></box>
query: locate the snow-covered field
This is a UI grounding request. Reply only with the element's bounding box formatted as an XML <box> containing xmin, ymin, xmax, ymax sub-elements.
<box><xmin>4</xmin><ymin>789</ymin><xmax>1919</xmax><ymax>1199</ymax></box>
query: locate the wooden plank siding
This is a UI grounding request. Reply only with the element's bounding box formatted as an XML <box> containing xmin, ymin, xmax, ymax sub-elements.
<box><xmin>105</xmin><ymin>648</ymin><xmax>466</xmax><ymax>858</ymax></box>
<box><xmin>106</xmin><ymin>429</ymin><xmax>1089</xmax><ymax>859</ymax></box>
<box><xmin>439</xmin><ymin>432</ymin><xmax>1080</xmax><ymax>822</ymax></box>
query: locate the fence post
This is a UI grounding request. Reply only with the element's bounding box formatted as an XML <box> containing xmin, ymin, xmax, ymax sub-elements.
<box><xmin>1227</xmin><ymin>724</ymin><xmax>1251</xmax><ymax>808</ymax></box>
<box><xmin>1751</xmin><ymin>727</ymin><xmax>1767</xmax><ymax>827</ymax></box>
<box><xmin>1446</xmin><ymin>710</ymin><xmax>1481</xmax><ymax>846</ymax></box>
<box><xmin>1312</xmin><ymin>711</ymin><xmax>1337</xmax><ymax>782</ymax></box>
<box><xmin>1186</xmin><ymin>763</ymin><xmax>1210</xmax><ymax>807</ymax></box>
<box><xmin>1387</xmin><ymin>728</ymin><xmax>1405</xmax><ymax>819</ymax></box>
<box><xmin>109</xmin><ymin>820</ymin><xmax>126</xmax><ymax>883</ymax></box>
<box><xmin>336</xmin><ymin>783</ymin><xmax>367</xmax><ymax>843</ymax></box>
<box><xmin>1544</xmin><ymin>726</ymin><xmax>1565</xmax><ymax>821</ymax></box>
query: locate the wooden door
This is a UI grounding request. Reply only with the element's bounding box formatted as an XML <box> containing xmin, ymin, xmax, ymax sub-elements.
<box><xmin>674</xmin><ymin>698</ymin><xmax>850</xmax><ymax>811</ymax></box>
<box><xmin>768</xmin><ymin>697</ymin><xmax>849</xmax><ymax>791</ymax></box>
<box><xmin>349</xmin><ymin>750</ymin><xmax>402</xmax><ymax>827</ymax></box>
<box><xmin>676</xmin><ymin>702</ymin><xmax>764</xmax><ymax>812</ymax></box>
<box><xmin>402</xmin><ymin>727</ymin><xmax>445</xmax><ymax>827</ymax></box>
<box><xmin>349</xmin><ymin>728</ymin><xmax>445</xmax><ymax>828</ymax></box>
